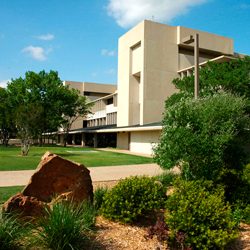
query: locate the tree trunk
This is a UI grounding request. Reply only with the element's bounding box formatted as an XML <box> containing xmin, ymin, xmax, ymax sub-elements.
<box><xmin>21</xmin><ymin>139</ymin><xmax>30</xmax><ymax>156</ymax></box>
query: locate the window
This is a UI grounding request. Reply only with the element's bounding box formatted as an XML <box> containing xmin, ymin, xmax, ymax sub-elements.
<box><xmin>107</xmin><ymin>98</ymin><xmax>113</xmax><ymax>105</ymax></box>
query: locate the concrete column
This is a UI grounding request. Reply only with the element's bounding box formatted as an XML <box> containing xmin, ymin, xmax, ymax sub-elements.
<box><xmin>81</xmin><ymin>133</ymin><xmax>86</xmax><ymax>147</ymax></box>
<box><xmin>72</xmin><ymin>134</ymin><xmax>75</xmax><ymax>145</ymax></box>
<box><xmin>194</xmin><ymin>33</ymin><xmax>199</xmax><ymax>99</ymax></box>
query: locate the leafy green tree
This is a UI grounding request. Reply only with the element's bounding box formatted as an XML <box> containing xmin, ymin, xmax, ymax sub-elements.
<box><xmin>154</xmin><ymin>94</ymin><xmax>249</xmax><ymax>181</ymax></box>
<box><xmin>6</xmin><ymin>70</ymin><xmax>92</xmax><ymax>154</ymax></box>
<box><xmin>166</xmin><ymin>56</ymin><xmax>250</xmax><ymax>107</ymax></box>
<box><xmin>0</xmin><ymin>87</ymin><xmax>15</xmax><ymax>146</ymax></box>
<box><xmin>60</xmin><ymin>88</ymin><xmax>93</xmax><ymax>147</ymax></box>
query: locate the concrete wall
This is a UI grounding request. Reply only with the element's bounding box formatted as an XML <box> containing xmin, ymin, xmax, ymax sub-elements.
<box><xmin>143</xmin><ymin>21</ymin><xmax>179</xmax><ymax>125</ymax></box>
<box><xmin>117</xmin><ymin>132</ymin><xmax>130</xmax><ymax>150</ymax></box>
<box><xmin>116</xmin><ymin>20</ymin><xmax>235</xmax><ymax>128</ymax></box>
<box><xmin>117</xmin><ymin>22</ymin><xmax>145</xmax><ymax>127</ymax></box>
<box><xmin>130</xmin><ymin>130</ymin><xmax>161</xmax><ymax>155</ymax></box>
<box><xmin>177</xmin><ymin>26</ymin><xmax>234</xmax><ymax>55</ymax></box>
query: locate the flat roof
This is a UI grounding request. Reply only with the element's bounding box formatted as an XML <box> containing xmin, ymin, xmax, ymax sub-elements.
<box><xmin>177</xmin><ymin>55</ymin><xmax>236</xmax><ymax>73</ymax></box>
<box><xmin>59</xmin><ymin>122</ymin><xmax>163</xmax><ymax>134</ymax></box>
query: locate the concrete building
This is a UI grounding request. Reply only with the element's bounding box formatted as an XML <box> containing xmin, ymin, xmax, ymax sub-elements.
<box><xmin>58</xmin><ymin>20</ymin><xmax>239</xmax><ymax>155</ymax></box>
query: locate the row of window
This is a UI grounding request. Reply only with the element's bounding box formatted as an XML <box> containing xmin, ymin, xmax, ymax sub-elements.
<box><xmin>83</xmin><ymin>112</ymin><xmax>117</xmax><ymax>128</ymax></box>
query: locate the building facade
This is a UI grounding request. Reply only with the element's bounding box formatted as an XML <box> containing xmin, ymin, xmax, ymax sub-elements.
<box><xmin>58</xmin><ymin>20</ymin><xmax>238</xmax><ymax>155</ymax></box>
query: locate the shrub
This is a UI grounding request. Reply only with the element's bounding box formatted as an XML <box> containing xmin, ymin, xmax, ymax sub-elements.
<box><xmin>0</xmin><ymin>213</ymin><xmax>28</xmax><ymax>250</ymax></box>
<box><xmin>165</xmin><ymin>179</ymin><xmax>238</xmax><ymax>250</ymax></box>
<box><xmin>33</xmin><ymin>201</ymin><xmax>96</xmax><ymax>250</ymax></box>
<box><xmin>94</xmin><ymin>186</ymin><xmax>108</xmax><ymax>211</ymax></box>
<box><xmin>101</xmin><ymin>176</ymin><xmax>166</xmax><ymax>223</ymax></box>
<box><xmin>242</xmin><ymin>204</ymin><xmax>250</xmax><ymax>224</ymax></box>
<box><xmin>154</xmin><ymin>94</ymin><xmax>249</xmax><ymax>182</ymax></box>
<box><xmin>232</xmin><ymin>204</ymin><xmax>250</xmax><ymax>225</ymax></box>
<box><xmin>152</xmin><ymin>171</ymin><xmax>176</xmax><ymax>189</ymax></box>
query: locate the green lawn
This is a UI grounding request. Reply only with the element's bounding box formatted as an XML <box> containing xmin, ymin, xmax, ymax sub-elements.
<box><xmin>0</xmin><ymin>145</ymin><xmax>153</xmax><ymax>171</ymax></box>
<box><xmin>0</xmin><ymin>186</ymin><xmax>24</xmax><ymax>205</ymax></box>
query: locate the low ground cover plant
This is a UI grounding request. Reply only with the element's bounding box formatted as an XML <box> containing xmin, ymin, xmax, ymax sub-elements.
<box><xmin>32</xmin><ymin>201</ymin><xmax>96</xmax><ymax>250</ymax></box>
<box><xmin>165</xmin><ymin>179</ymin><xmax>238</xmax><ymax>250</ymax></box>
<box><xmin>101</xmin><ymin>176</ymin><xmax>166</xmax><ymax>223</ymax></box>
<box><xmin>0</xmin><ymin>212</ymin><xmax>28</xmax><ymax>250</ymax></box>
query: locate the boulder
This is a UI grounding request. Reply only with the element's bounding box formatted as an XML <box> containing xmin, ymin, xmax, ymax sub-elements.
<box><xmin>2</xmin><ymin>151</ymin><xmax>93</xmax><ymax>219</ymax></box>
<box><xmin>22</xmin><ymin>151</ymin><xmax>93</xmax><ymax>203</ymax></box>
<box><xmin>2</xmin><ymin>193</ymin><xmax>47</xmax><ymax>218</ymax></box>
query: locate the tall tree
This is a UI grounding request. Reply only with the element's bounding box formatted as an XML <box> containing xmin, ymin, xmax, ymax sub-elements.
<box><xmin>6</xmin><ymin>70</ymin><xmax>92</xmax><ymax>154</ymax></box>
<box><xmin>0</xmin><ymin>87</ymin><xmax>15</xmax><ymax>146</ymax></box>
<box><xmin>166</xmin><ymin>56</ymin><xmax>250</xmax><ymax>107</ymax></box>
<box><xmin>60</xmin><ymin>88</ymin><xmax>93</xmax><ymax>147</ymax></box>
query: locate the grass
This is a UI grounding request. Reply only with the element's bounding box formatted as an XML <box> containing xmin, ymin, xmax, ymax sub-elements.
<box><xmin>0</xmin><ymin>186</ymin><xmax>24</xmax><ymax>205</ymax></box>
<box><xmin>0</xmin><ymin>145</ymin><xmax>153</xmax><ymax>171</ymax></box>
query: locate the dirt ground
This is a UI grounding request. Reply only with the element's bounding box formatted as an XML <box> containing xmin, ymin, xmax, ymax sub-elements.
<box><xmin>91</xmin><ymin>181</ymin><xmax>250</xmax><ymax>250</ymax></box>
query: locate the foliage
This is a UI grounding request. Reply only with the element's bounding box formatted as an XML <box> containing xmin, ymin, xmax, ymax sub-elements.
<box><xmin>152</xmin><ymin>171</ymin><xmax>176</xmax><ymax>189</ymax></box>
<box><xmin>60</xmin><ymin>89</ymin><xmax>93</xmax><ymax>146</ymax></box>
<box><xmin>0</xmin><ymin>87</ymin><xmax>15</xmax><ymax>146</ymax></box>
<box><xmin>146</xmin><ymin>216</ymin><xmax>169</xmax><ymax>243</ymax></box>
<box><xmin>165</xmin><ymin>179</ymin><xmax>238</xmax><ymax>250</ymax></box>
<box><xmin>0</xmin><ymin>212</ymin><xmax>28</xmax><ymax>250</ymax></box>
<box><xmin>242</xmin><ymin>205</ymin><xmax>250</xmax><ymax>224</ymax></box>
<box><xmin>166</xmin><ymin>56</ymin><xmax>250</xmax><ymax>107</ymax></box>
<box><xmin>33</xmin><ymin>201</ymin><xmax>96</xmax><ymax>250</ymax></box>
<box><xmin>5</xmin><ymin>70</ymin><xmax>92</xmax><ymax>154</ymax></box>
<box><xmin>94</xmin><ymin>186</ymin><xmax>108</xmax><ymax>211</ymax></box>
<box><xmin>154</xmin><ymin>94</ymin><xmax>249</xmax><ymax>181</ymax></box>
<box><xmin>101</xmin><ymin>176</ymin><xmax>166</xmax><ymax>223</ymax></box>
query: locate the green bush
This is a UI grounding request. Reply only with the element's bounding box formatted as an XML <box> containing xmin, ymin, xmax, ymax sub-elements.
<box><xmin>94</xmin><ymin>186</ymin><xmax>108</xmax><ymax>211</ymax></box>
<box><xmin>242</xmin><ymin>204</ymin><xmax>250</xmax><ymax>224</ymax></box>
<box><xmin>0</xmin><ymin>213</ymin><xmax>28</xmax><ymax>250</ymax></box>
<box><xmin>232</xmin><ymin>204</ymin><xmax>250</xmax><ymax>225</ymax></box>
<box><xmin>165</xmin><ymin>179</ymin><xmax>238</xmax><ymax>250</ymax></box>
<box><xmin>33</xmin><ymin>201</ymin><xmax>96</xmax><ymax>250</ymax></box>
<box><xmin>154</xmin><ymin>94</ymin><xmax>249</xmax><ymax>182</ymax></box>
<box><xmin>152</xmin><ymin>171</ymin><xmax>176</xmax><ymax>189</ymax></box>
<box><xmin>101</xmin><ymin>176</ymin><xmax>166</xmax><ymax>223</ymax></box>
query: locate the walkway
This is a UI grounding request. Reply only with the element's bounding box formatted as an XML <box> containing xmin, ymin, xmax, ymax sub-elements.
<box><xmin>97</xmin><ymin>148</ymin><xmax>153</xmax><ymax>158</ymax></box>
<box><xmin>0</xmin><ymin>163</ymin><xmax>163</xmax><ymax>187</ymax></box>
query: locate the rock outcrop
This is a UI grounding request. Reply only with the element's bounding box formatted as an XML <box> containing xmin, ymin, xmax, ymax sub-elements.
<box><xmin>2</xmin><ymin>151</ymin><xmax>93</xmax><ymax>218</ymax></box>
<box><xmin>2</xmin><ymin>193</ymin><xmax>47</xmax><ymax>218</ymax></box>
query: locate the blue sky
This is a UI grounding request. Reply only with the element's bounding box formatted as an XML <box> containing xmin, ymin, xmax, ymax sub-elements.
<box><xmin>0</xmin><ymin>0</ymin><xmax>249</xmax><ymax>87</ymax></box>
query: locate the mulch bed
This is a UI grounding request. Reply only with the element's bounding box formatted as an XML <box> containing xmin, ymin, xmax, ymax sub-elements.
<box><xmin>91</xmin><ymin>181</ymin><xmax>250</xmax><ymax>250</ymax></box>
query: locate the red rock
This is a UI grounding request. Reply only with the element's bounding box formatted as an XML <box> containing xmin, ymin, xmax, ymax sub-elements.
<box><xmin>2</xmin><ymin>193</ymin><xmax>46</xmax><ymax>218</ymax></box>
<box><xmin>22</xmin><ymin>151</ymin><xmax>93</xmax><ymax>203</ymax></box>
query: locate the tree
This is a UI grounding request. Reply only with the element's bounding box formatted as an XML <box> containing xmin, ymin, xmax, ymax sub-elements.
<box><xmin>166</xmin><ymin>56</ymin><xmax>250</xmax><ymax>107</ymax></box>
<box><xmin>60</xmin><ymin>88</ymin><xmax>93</xmax><ymax>147</ymax></box>
<box><xmin>6</xmin><ymin>70</ymin><xmax>92</xmax><ymax>154</ymax></box>
<box><xmin>15</xmin><ymin>104</ymin><xmax>44</xmax><ymax>155</ymax></box>
<box><xmin>154</xmin><ymin>94</ymin><xmax>249</xmax><ymax>181</ymax></box>
<box><xmin>0</xmin><ymin>87</ymin><xmax>14</xmax><ymax>146</ymax></box>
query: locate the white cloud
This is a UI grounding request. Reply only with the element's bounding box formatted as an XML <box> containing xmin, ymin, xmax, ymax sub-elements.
<box><xmin>22</xmin><ymin>46</ymin><xmax>51</xmax><ymax>61</ymax></box>
<box><xmin>239</xmin><ymin>3</ymin><xmax>250</xmax><ymax>9</ymax></box>
<box><xmin>107</xmin><ymin>0</ymin><xmax>207</xmax><ymax>28</ymax></box>
<box><xmin>105</xmin><ymin>68</ymin><xmax>116</xmax><ymax>75</ymax></box>
<box><xmin>36</xmin><ymin>33</ymin><xmax>55</xmax><ymax>41</ymax></box>
<box><xmin>0</xmin><ymin>80</ymin><xmax>10</xmax><ymax>88</ymax></box>
<box><xmin>101</xmin><ymin>49</ymin><xmax>116</xmax><ymax>56</ymax></box>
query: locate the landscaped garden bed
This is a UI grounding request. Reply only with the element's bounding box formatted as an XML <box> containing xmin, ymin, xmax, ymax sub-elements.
<box><xmin>1</xmin><ymin>176</ymin><xmax>250</xmax><ymax>250</ymax></box>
